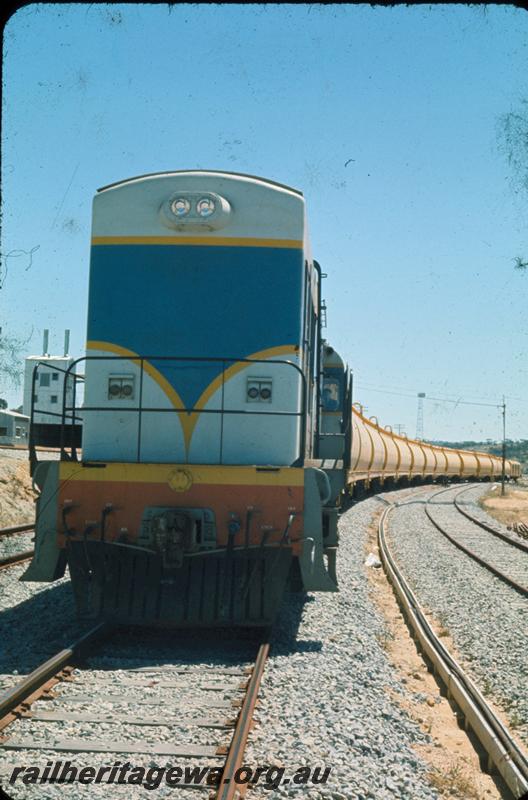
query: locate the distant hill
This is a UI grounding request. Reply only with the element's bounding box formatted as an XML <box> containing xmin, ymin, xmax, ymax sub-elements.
<box><xmin>429</xmin><ymin>439</ymin><xmax>528</xmax><ymax>470</ymax></box>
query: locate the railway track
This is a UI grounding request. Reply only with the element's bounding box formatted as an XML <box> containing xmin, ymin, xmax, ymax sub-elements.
<box><xmin>0</xmin><ymin>625</ymin><xmax>269</xmax><ymax>798</ymax></box>
<box><xmin>378</xmin><ymin>500</ymin><xmax>528</xmax><ymax>800</ymax></box>
<box><xmin>453</xmin><ymin>485</ymin><xmax>528</xmax><ymax>552</ymax></box>
<box><xmin>424</xmin><ymin>484</ymin><xmax>528</xmax><ymax>597</ymax></box>
<box><xmin>0</xmin><ymin>523</ymin><xmax>34</xmax><ymax>572</ymax></box>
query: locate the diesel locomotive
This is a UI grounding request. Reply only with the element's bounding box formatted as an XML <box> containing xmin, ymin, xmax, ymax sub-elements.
<box><xmin>24</xmin><ymin>170</ymin><xmax>521</xmax><ymax>627</ymax></box>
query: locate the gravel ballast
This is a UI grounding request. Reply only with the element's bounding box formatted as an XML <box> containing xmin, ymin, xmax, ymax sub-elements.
<box><xmin>0</xmin><ymin>494</ymin><xmax>445</xmax><ymax>800</ymax></box>
<box><xmin>385</xmin><ymin>483</ymin><xmax>528</xmax><ymax>746</ymax></box>
<box><xmin>245</xmin><ymin>494</ymin><xmax>440</xmax><ymax>800</ymax></box>
<box><xmin>427</xmin><ymin>484</ymin><xmax>528</xmax><ymax>588</ymax></box>
<box><xmin>2</xmin><ymin>483</ymin><xmax>516</xmax><ymax>798</ymax></box>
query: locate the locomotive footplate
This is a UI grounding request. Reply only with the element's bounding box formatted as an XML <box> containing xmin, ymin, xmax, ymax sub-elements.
<box><xmin>67</xmin><ymin>540</ymin><xmax>292</xmax><ymax>627</ymax></box>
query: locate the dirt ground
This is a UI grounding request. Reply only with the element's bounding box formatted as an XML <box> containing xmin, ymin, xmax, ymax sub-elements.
<box><xmin>0</xmin><ymin>449</ymin><xmax>37</xmax><ymax>527</ymax></box>
<box><xmin>479</xmin><ymin>478</ymin><xmax>528</xmax><ymax>528</ymax></box>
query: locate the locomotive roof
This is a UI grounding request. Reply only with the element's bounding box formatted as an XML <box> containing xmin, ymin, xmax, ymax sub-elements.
<box><xmin>97</xmin><ymin>170</ymin><xmax>303</xmax><ymax>196</ymax></box>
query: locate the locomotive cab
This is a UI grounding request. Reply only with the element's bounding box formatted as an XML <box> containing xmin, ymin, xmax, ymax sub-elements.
<box><xmin>307</xmin><ymin>343</ymin><xmax>352</xmax><ymax>571</ymax></box>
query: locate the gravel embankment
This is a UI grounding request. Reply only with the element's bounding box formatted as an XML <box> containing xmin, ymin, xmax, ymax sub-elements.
<box><xmin>386</xmin><ymin>484</ymin><xmax>528</xmax><ymax>746</ymax></box>
<box><xmin>0</xmin><ymin>450</ymin><xmax>36</xmax><ymax>527</ymax></box>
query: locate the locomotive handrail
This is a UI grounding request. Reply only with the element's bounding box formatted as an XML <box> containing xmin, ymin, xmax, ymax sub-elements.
<box><xmin>58</xmin><ymin>354</ymin><xmax>308</xmax><ymax>466</ymax></box>
<box><xmin>29</xmin><ymin>361</ymin><xmax>85</xmax><ymax>472</ymax></box>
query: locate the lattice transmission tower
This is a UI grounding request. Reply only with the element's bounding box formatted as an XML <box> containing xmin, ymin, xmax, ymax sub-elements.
<box><xmin>416</xmin><ymin>393</ymin><xmax>426</xmax><ymax>439</ymax></box>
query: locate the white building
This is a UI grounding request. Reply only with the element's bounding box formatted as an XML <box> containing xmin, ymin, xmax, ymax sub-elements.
<box><xmin>0</xmin><ymin>410</ymin><xmax>30</xmax><ymax>447</ymax></box>
<box><xmin>23</xmin><ymin>356</ymin><xmax>76</xmax><ymax>425</ymax></box>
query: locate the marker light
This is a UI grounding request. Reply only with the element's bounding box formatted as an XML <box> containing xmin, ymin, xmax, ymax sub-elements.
<box><xmin>247</xmin><ymin>387</ymin><xmax>259</xmax><ymax>399</ymax></box>
<box><xmin>196</xmin><ymin>197</ymin><xmax>215</xmax><ymax>217</ymax></box>
<box><xmin>171</xmin><ymin>198</ymin><xmax>191</xmax><ymax>217</ymax></box>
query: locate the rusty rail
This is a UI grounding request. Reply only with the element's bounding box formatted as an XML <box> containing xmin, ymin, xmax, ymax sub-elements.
<box><xmin>0</xmin><ymin>523</ymin><xmax>33</xmax><ymax>539</ymax></box>
<box><xmin>0</xmin><ymin>551</ymin><xmax>34</xmax><ymax>572</ymax></box>
<box><xmin>215</xmin><ymin>640</ymin><xmax>270</xmax><ymax>799</ymax></box>
<box><xmin>379</xmin><ymin>501</ymin><xmax>528</xmax><ymax>799</ymax></box>
<box><xmin>0</xmin><ymin>522</ymin><xmax>35</xmax><ymax>571</ymax></box>
<box><xmin>0</xmin><ymin>624</ymin><xmax>106</xmax><ymax>732</ymax></box>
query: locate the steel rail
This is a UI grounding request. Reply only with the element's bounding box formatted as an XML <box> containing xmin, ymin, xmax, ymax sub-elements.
<box><xmin>0</xmin><ymin>625</ymin><xmax>266</xmax><ymax>797</ymax></box>
<box><xmin>0</xmin><ymin>551</ymin><xmax>34</xmax><ymax>572</ymax></box>
<box><xmin>215</xmin><ymin>640</ymin><xmax>270</xmax><ymax>800</ymax></box>
<box><xmin>453</xmin><ymin>485</ymin><xmax>528</xmax><ymax>554</ymax></box>
<box><xmin>425</xmin><ymin>486</ymin><xmax>528</xmax><ymax>597</ymax></box>
<box><xmin>0</xmin><ymin>524</ymin><xmax>33</xmax><ymax>539</ymax></box>
<box><xmin>0</xmin><ymin>623</ymin><xmax>106</xmax><ymax>732</ymax></box>
<box><xmin>378</xmin><ymin>503</ymin><xmax>528</xmax><ymax>799</ymax></box>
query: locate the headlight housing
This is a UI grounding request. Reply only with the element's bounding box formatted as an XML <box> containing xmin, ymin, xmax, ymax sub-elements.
<box><xmin>170</xmin><ymin>198</ymin><xmax>191</xmax><ymax>217</ymax></box>
<box><xmin>160</xmin><ymin>191</ymin><xmax>231</xmax><ymax>231</ymax></box>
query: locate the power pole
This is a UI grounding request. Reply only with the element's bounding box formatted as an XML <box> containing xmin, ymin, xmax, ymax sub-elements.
<box><xmin>501</xmin><ymin>397</ymin><xmax>506</xmax><ymax>497</ymax></box>
<box><xmin>416</xmin><ymin>393</ymin><xmax>425</xmax><ymax>439</ymax></box>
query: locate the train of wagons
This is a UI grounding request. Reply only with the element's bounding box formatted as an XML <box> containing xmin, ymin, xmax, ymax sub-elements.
<box><xmin>24</xmin><ymin>170</ymin><xmax>522</xmax><ymax>627</ymax></box>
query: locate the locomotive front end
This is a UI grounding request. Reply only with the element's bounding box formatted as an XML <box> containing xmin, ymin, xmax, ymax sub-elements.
<box><xmin>23</xmin><ymin>171</ymin><xmax>337</xmax><ymax>626</ymax></box>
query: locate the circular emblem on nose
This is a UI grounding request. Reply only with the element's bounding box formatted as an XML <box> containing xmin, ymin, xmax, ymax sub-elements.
<box><xmin>168</xmin><ymin>468</ymin><xmax>193</xmax><ymax>492</ymax></box>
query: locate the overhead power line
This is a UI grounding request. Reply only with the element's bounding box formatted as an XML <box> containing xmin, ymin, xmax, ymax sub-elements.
<box><xmin>356</xmin><ymin>384</ymin><xmax>506</xmax><ymax>409</ymax></box>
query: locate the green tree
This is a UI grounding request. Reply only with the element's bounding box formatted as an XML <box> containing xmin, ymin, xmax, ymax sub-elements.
<box><xmin>0</xmin><ymin>329</ymin><xmax>25</xmax><ymax>390</ymax></box>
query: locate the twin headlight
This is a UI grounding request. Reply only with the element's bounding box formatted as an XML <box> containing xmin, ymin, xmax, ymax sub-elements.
<box><xmin>161</xmin><ymin>191</ymin><xmax>231</xmax><ymax>230</ymax></box>
<box><xmin>171</xmin><ymin>196</ymin><xmax>216</xmax><ymax>218</ymax></box>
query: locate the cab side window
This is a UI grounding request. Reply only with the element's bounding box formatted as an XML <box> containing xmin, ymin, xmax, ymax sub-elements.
<box><xmin>322</xmin><ymin>378</ymin><xmax>340</xmax><ymax>411</ymax></box>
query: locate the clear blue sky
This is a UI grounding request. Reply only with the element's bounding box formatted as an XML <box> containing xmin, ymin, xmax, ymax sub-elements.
<box><xmin>1</xmin><ymin>3</ymin><xmax>527</xmax><ymax>441</ymax></box>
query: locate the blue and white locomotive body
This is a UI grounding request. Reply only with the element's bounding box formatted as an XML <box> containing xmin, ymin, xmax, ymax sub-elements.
<box><xmin>83</xmin><ymin>171</ymin><xmax>314</xmax><ymax>467</ymax></box>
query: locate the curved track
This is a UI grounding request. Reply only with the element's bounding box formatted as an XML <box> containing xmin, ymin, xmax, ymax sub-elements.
<box><xmin>378</xmin><ymin>501</ymin><xmax>528</xmax><ymax>799</ymax></box>
<box><xmin>0</xmin><ymin>625</ymin><xmax>269</xmax><ymax>799</ymax></box>
<box><xmin>424</xmin><ymin>485</ymin><xmax>528</xmax><ymax>597</ymax></box>
<box><xmin>453</xmin><ymin>486</ymin><xmax>528</xmax><ymax>553</ymax></box>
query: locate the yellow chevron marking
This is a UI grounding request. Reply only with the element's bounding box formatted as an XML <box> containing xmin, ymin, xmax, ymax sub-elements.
<box><xmin>86</xmin><ymin>341</ymin><xmax>299</xmax><ymax>455</ymax></box>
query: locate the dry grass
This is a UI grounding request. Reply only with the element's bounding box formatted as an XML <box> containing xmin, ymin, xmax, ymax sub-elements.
<box><xmin>427</xmin><ymin>763</ymin><xmax>481</xmax><ymax>799</ymax></box>
<box><xmin>508</xmin><ymin>710</ymin><xmax>524</xmax><ymax>730</ymax></box>
<box><xmin>479</xmin><ymin>484</ymin><xmax>528</xmax><ymax>528</ymax></box>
